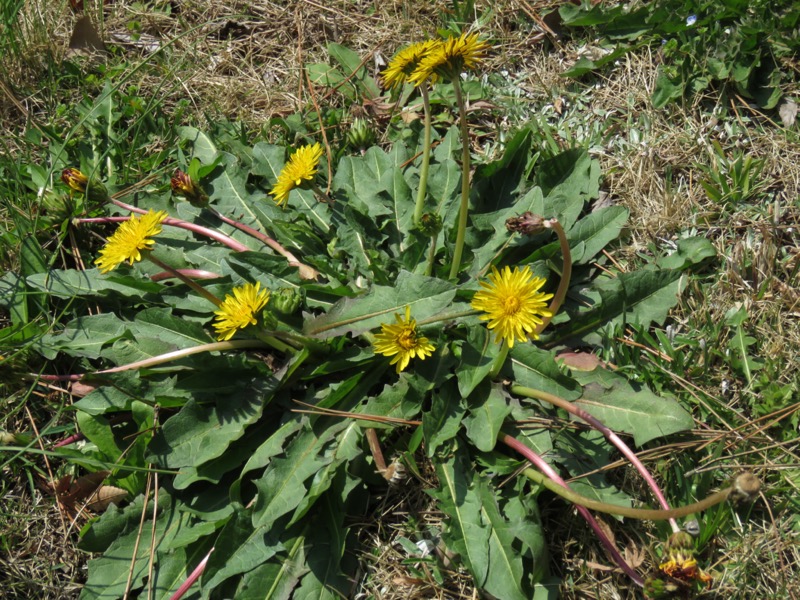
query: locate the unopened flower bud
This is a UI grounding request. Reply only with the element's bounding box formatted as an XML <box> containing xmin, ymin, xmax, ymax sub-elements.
<box><xmin>61</xmin><ymin>167</ymin><xmax>109</xmax><ymax>203</ymax></box>
<box><xmin>271</xmin><ymin>287</ymin><xmax>303</xmax><ymax>315</ymax></box>
<box><xmin>506</xmin><ymin>211</ymin><xmax>545</xmax><ymax>235</ymax></box>
<box><xmin>41</xmin><ymin>192</ymin><xmax>76</xmax><ymax>223</ymax></box>
<box><xmin>418</xmin><ymin>212</ymin><xmax>443</xmax><ymax>237</ymax></box>
<box><xmin>346</xmin><ymin>117</ymin><xmax>376</xmax><ymax>151</ymax></box>
<box><xmin>171</xmin><ymin>169</ymin><xmax>209</xmax><ymax>207</ymax></box>
<box><xmin>62</xmin><ymin>168</ymin><xmax>88</xmax><ymax>193</ymax></box>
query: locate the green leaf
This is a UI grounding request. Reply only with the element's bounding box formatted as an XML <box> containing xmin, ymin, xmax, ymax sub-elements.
<box><xmin>26</xmin><ymin>269</ymin><xmax>161</xmax><ymax>300</ymax></box>
<box><xmin>571</xmin><ymin>368</ymin><xmax>694</xmax><ymax>446</ymax></box>
<box><xmin>553</xmin><ymin>268</ymin><xmax>685</xmax><ymax>344</ymax></box>
<box><xmin>81</xmin><ymin>494</ymin><xmax>188</xmax><ymax>599</ymax></box>
<box><xmin>567</xmin><ymin>206</ymin><xmax>629</xmax><ymax>264</ymax></box>
<box><xmin>147</xmin><ymin>376</ymin><xmax>274</xmax><ymax>468</ymax></box>
<box><xmin>656</xmin><ymin>236</ymin><xmax>717</xmax><ymax>269</ymax></box>
<box><xmin>430</xmin><ymin>447</ymin><xmax>490</xmax><ymax>585</ymax></box>
<box><xmin>203</xmin><ymin>504</ymin><xmax>284</xmax><ymax>590</ymax></box>
<box><xmin>509</xmin><ymin>345</ymin><xmax>581</xmax><ymax>401</ymax></box>
<box><xmin>327</xmin><ymin>42</ymin><xmax>381</xmax><ymax>99</ymax></box>
<box><xmin>463</xmin><ymin>384</ymin><xmax>512</xmax><ymax>452</ymax></box>
<box><xmin>36</xmin><ymin>313</ymin><xmax>129</xmax><ymax>359</ymax></box>
<box><xmin>475</xmin><ymin>481</ymin><xmax>529</xmax><ymax>600</ymax></box>
<box><xmin>304</xmin><ymin>270</ymin><xmax>456</xmax><ymax>338</ymax></box>
<box><xmin>422</xmin><ymin>381</ymin><xmax>465</xmax><ymax>456</ymax></box>
<box><xmin>456</xmin><ymin>326</ymin><xmax>502</xmax><ymax>397</ymax></box>
<box><xmin>652</xmin><ymin>69</ymin><xmax>683</xmax><ymax>108</ymax></box>
<box><xmin>234</xmin><ymin>534</ymin><xmax>309</xmax><ymax>600</ymax></box>
<box><xmin>179</xmin><ymin>126</ymin><xmax>220</xmax><ymax>163</ymax></box>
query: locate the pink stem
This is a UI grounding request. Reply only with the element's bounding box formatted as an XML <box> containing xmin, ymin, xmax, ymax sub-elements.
<box><xmin>500</xmin><ymin>433</ymin><xmax>644</xmax><ymax>586</ymax></box>
<box><xmin>511</xmin><ymin>385</ymin><xmax>680</xmax><ymax>533</ymax></box>
<box><xmin>169</xmin><ymin>547</ymin><xmax>214</xmax><ymax>600</ymax></box>
<box><xmin>150</xmin><ymin>269</ymin><xmax>221</xmax><ymax>282</ymax></box>
<box><xmin>75</xmin><ymin>216</ymin><xmax>249</xmax><ymax>253</ymax></box>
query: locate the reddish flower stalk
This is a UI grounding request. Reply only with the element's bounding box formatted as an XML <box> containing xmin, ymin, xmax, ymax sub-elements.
<box><xmin>150</xmin><ymin>269</ymin><xmax>221</xmax><ymax>282</ymax></box>
<box><xmin>500</xmin><ymin>433</ymin><xmax>644</xmax><ymax>586</ymax></box>
<box><xmin>511</xmin><ymin>385</ymin><xmax>680</xmax><ymax>533</ymax></box>
<box><xmin>77</xmin><ymin>213</ymin><xmax>249</xmax><ymax>253</ymax></box>
<box><xmin>169</xmin><ymin>547</ymin><xmax>214</xmax><ymax>600</ymax></box>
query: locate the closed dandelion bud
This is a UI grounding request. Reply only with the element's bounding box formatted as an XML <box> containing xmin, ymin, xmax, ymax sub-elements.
<box><xmin>271</xmin><ymin>287</ymin><xmax>303</xmax><ymax>315</ymax></box>
<box><xmin>171</xmin><ymin>169</ymin><xmax>209</xmax><ymax>207</ymax></box>
<box><xmin>61</xmin><ymin>168</ymin><xmax>109</xmax><ymax>203</ymax></box>
<box><xmin>418</xmin><ymin>212</ymin><xmax>443</xmax><ymax>236</ymax></box>
<box><xmin>346</xmin><ymin>117</ymin><xmax>376</xmax><ymax>151</ymax></box>
<box><xmin>41</xmin><ymin>192</ymin><xmax>76</xmax><ymax>222</ymax></box>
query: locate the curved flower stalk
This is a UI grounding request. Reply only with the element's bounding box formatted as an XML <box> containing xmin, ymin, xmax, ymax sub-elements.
<box><xmin>170</xmin><ymin>169</ymin><xmax>319</xmax><ymax>280</ymax></box>
<box><xmin>500</xmin><ymin>433</ymin><xmax>644</xmax><ymax>586</ymax></box>
<box><xmin>269</xmin><ymin>143</ymin><xmax>324</xmax><ymax>207</ymax></box>
<box><xmin>373</xmin><ymin>306</ymin><xmax>436</xmax><ymax>373</ymax></box>
<box><xmin>512</xmin><ymin>384</ymin><xmax>681</xmax><ymax>533</ymax></box>
<box><xmin>91</xmin><ymin>211</ymin><xmax>224</xmax><ymax>308</ymax></box>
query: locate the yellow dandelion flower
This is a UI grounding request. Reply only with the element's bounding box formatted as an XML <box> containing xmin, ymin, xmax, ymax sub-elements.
<box><xmin>94</xmin><ymin>210</ymin><xmax>168</xmax><ymax>273</ymax></box>
<box><xmin>213</xmin><ymin>282</ymin><xmax>271</xmax><ymax>341</ymax></box>
<box><xmin>409</xmin><ymin>32</ymin><xmax>490</xmax><ymax>86</ymax></box>
<box><xmin>382</xmin><ymin>40</ymin><xmax>440</xmax><ymax>89</ymax></box>
<box><xmin>373</xmin><ymin>306</ymin><xmax>436</xmax><ymax>373</ymax></box>
<box><xmin>471</xmin><ymin>265</ymin><xmax>553</xmax><ymax>348</ymax></box>
<box><xmin>269</xmin><ymin>142</ymin><xmax>324</xmax><ymax>207</ymax></box>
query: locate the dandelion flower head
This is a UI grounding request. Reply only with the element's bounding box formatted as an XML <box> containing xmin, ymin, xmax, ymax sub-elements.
<box><xmin>213</xmin><ymin>282</ymin><xmax>271</xmax><ymax>341</ymax></box>
<box><xmin>471</xmin><ymin>265</ymin><xmax>553</xmax><ymax>348</ymax></box>
<box><xmin>382</xmin><ymin>40</ymin><xmax>439</xmax><ymax>89</ymax></box>
<box><xmin>373</xmin><ymin>306</ymin><xmax>436</xmax><ymax>373</ymax></box>
<box><xmin>409</xmin><ymin>32</ymin><xmax>489</xmax><ymax>86</ymax></box>
<box><xmin>269</xmin><ymin>142</ymin><xmax>323</xmax><ymax>208</ymax></box>
<box><xmin>94</xmin><ymin>210</ymin><xmax>168</xmax><ymax>274</ymax></box>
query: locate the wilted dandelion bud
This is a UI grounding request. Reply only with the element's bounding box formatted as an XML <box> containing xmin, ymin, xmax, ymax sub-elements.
<box><xmin>171</xmin><ymin>169</ymin><xmax>209</xmax><ymax>207</ymax></box>
<box><xmin>62</xmin><ymin>167</ymin><xmax>109</xmax><ymax>203</ymax></box>
<box><xmin>418</xmin><ymin>212</ymin><xmax>443</xmax><ymax>236</ymax></box>
<box><xmin>271</xmin><ymin>287</ymin><xmax>304</xmax><ymax>316</ymax></box>
<box><xmin>506</xmin><ymin>211</ymin><xmax>545</xmax><ymax>235</ymax></box>
<box><xmin>346</xmin><ymin>117</ymin><xmax>376</xmax><ymax>151</ymax></box>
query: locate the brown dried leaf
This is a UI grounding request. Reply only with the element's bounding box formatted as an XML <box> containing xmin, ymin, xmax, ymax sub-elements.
<box><xmin>556</xmin><ymin>351</ymin><xmax>604</xmax><ymax>371</ymax></box>
<box><xmin>86</xmin><ymin>485</ymin><xmax>128</xmax><ymax>512</ymax></box>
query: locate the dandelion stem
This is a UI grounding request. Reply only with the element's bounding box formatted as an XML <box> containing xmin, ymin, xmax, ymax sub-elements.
<box><xmin>520</xmin><ymin>468</ymin><xmax>759</xmax><ymax>520</ymax></box>
<box><xmin>207</xmin><ymin>207</ymin><xmax>319</xmax><ymax>280</ymax></box>
<box><xmin>511</xmin><ymin>384</ymin><xmax>680</xmax><ymax>532</ymax></box>
<box><xmin>413</xmin><ymin>83</ymin><xmax>433</xmax><ymax>227</ymax></box>
<box><xmin>448</xmin><ymin>81</ymin><xmax>471</xmax><ymax>280</ymax></box>
<box><xmin>35</xmin><ymin>340</ymin><xmax>271</xmax><ymax>381</ymax></box>
<box><xmin>500</xmin><ymin>433</ymin><xmax>644</xmax><ymax>586</ymax></box>
<box><xmin>77</xmin><ymin>213</ymin><xmax>249</xmax><ymax>253</ymax></box>
<box><xmin>535</xmin><ymin>219</ymin><xmax>571</xmax><ymax>334</ymax></box>
<box><xmin>145</xmin><ymin>254</ymin><xmax>223</xmax><ymax>308</ymax></box>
